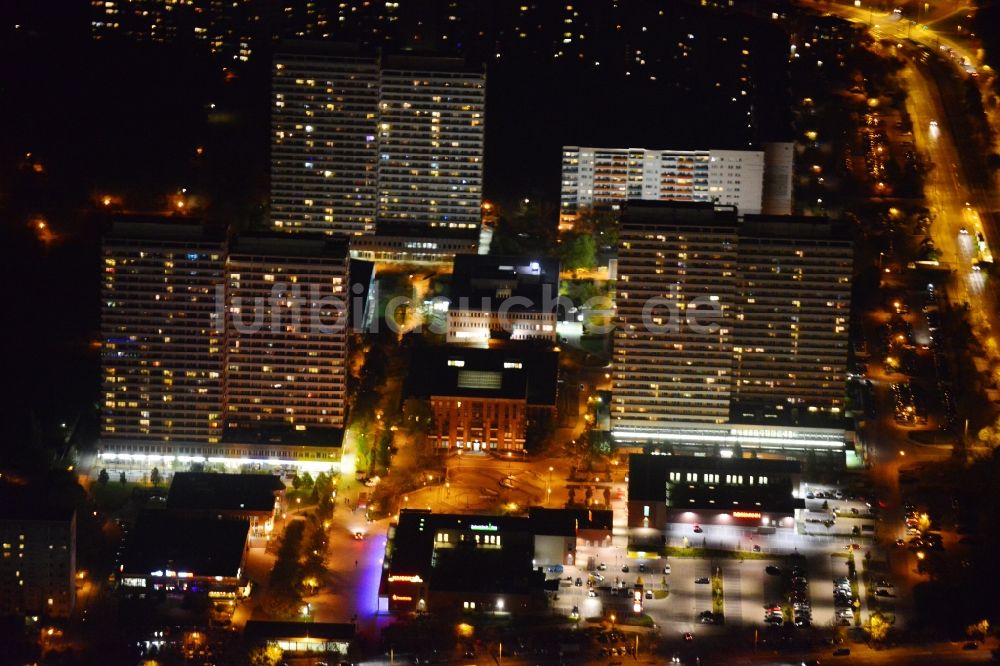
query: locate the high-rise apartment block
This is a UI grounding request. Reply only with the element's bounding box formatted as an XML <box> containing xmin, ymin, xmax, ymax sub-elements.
<box><xmin>270</xmin><ymin>44</ymin><xmax>379</xmax><ymax>236</ymax></box>
<box><xmin>612</xmin><ymin>202</ymin><xmax>853</xmax><ymax>439</ymax></box>
<box><xmin>377</xmin><ymin>56</ymin><xmax>485</xmax><ymax>232</ymax></box>
<box><xmin>560</xmin><ymin>143</ymin><xmax>794</xmax><ymax>230</ymax></box>
<box><xmin>224</xmin><ymin>235</ymin><xmax>350</xmax><ymax>436</ymax></box>
<box><xmin>270</xmin><ymin>45</ymin><xmax>485</xmax><ymax>241</ymax></box>
<box><xmin>101</xmin><ymin>220</ymin><xmax>226</xmax><ymax>445</ymax></box>
<box><xmin>733</xmin><ymin>215</ymin><xmax>853</xmax><ymax>418</ymax></box>
<box><xmin>613</xmin><ymin>202</ymin><xmax>739</xmax><ymax>425</ymax></box>
<box><xmin>100</xmin><ymin>219</ymin><xmax>352</xmax><ymax>468</ymax></box>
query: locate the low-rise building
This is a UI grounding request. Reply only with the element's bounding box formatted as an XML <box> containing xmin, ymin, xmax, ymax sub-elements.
<box><xmin>627</xmin><ymin>454</ymin><xmax>803</xmax><ymax>550</ymax></box>
<box><xmin>350</xmin><ymin>228</ymin><xmax>479</xmax><ymax>265</ymax></box>
<box><xmin>117</xmin><ymin>512</ymin><xmax>251</xmax><ymax>599</ymax></box>
<box><xmin>381</xmin><ymin>510</ymin><xmax>545</xmax><ymax>615</ymax></box>
<box><xmin>244</xmin><ymin>621</ymin><xmax>355</xmax><ymax>657</ymax></box>
<box><xmin>165</xmin><ymin>472</ymin><xmax>284</xmax><ymax>537</ymax></box>
<box><xmin>528</xmin><ymin>508</ymin><xmax>614</xmax><ymax>565</ymax></box>
<box><xmin>0</xmin><ymin>484</ymin><xmax>76</xmax><ymax>618</ymax></box>
<box><xmin>379</xmin><ymin>508</ymin><xmax>611</xmax><ymax>615</ymax></box>
<box><xmin>410</xmin><ymin>347</ymin><xmax>558</xmax><ymax>453</ymax></box>
<box><xmin>446</xmin><ymin>255</ymin><xmax>560</xmax><ymax>346</ymax></box>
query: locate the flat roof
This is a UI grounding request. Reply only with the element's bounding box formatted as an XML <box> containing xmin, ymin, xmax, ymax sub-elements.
<box><xmin>0</xmin><ymin>482</ymin><xmax>75</xmax><ymax>522</ymax></box>
<box><xmin>409</xmin><ymin>346</ymin><xmax>558</xmax><ymax>405</ymax></box>
<box><xmin>382</xmin><ymin>54</ymin><xmax>484</xmax><ymax>74</ymax></box>
<box><xmin>166</xmin><ymin>472</ymin><xmax>284</xmax><ymax>514</ymax></box>
<box><xmin>104</xmin><ymin>216</ymin><xmax>225</xmax><ymax>244</ymax></box>
<box><xmin>429</xmin><ymin>537</ymin><xmax>543</xmax><ymax>596</ymax></box>
<box><xmin>449</xmin><ymin>255</ymin><xmax>560</xmax><ymax>314</ymax></box>
<box><xmin>628</xmin><ymin>454</ymin><xmax>801</xmax><ymax>502</ymax></box>
<box><xmin>120</xmin><ymin>512</ymin><xmax>249</xmax><ymax>578</ymax></box>
<box><xmin>388</xmin><ymin>510</ymin><xmax>533</xmax><ymax>577</ymax></box>
<box><xmin>229</xmin><ymin>233</ymin><xmax>348</xmax><ymax>260</ymax></box>
<box><xmin>621</xmin><ymin>201</ymin><xmax>739</xmax><ymax>227</ymax></box>
<box><xmin>528</xmin><ymin>508</ymin><xmax>613</xmax><ymax>536</ymax></box>
<box><xmin>738</xmin><ymin>214</ymin><xmax>852</xmax><ymax>242</ymax></box>
<box><xmin>669</xmin><ymin>482</ymin><xmax>804</xmax><ymax>514</ymax></box>
<box><xmin>387</xmin><ymin>511</ymin><xmax>542</xmax><ymax>597</ymax></box>
<box><xmin>245</xmin><ymin>620</ymin><xmax>355</xmax><ymax>643</ymax></box>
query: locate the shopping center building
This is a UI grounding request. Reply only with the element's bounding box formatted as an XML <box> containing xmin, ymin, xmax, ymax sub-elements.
<box><xmin>627</xmin><ymin>453</ymin><xmax>804</xmax><ymax>551</ymax></box>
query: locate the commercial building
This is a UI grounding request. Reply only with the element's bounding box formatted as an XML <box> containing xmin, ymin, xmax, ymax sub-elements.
<box><xmin>409</xmin><ymin>347</ymin><xmax>559</xmax><ymax>453</ymax></box>
<box><xmin>165</xmin><ymin>472</ymin><xmax>285</xmax><ymax>537</ymax></box>
<box><xmin>611</xmin><ymin>203</ymin><xmax>854</xmax><ymax>462</ymax></box>
<box><xmin>627</xmin><ymin>454</ymin><xmax>803</xmax><ymax>548</ymax></box>
<box><xmin>560</xmin><ymin>144</ymin><xmax>794</xmax><ymax>230</ymax></box>
<box><xmin>270</xmin><ymin>45</ymin><xmax>486</xmax><ymax>244</ymax></box>
<box><xmin>245</xmin><ymin>621</ymin><xmax>355</xmax><ymax>657</ymax></box>
<box><xmin>446</xmin><ymin>255</ymin><xmax>561</xmax><ymax>346</ymax></box>
<box><xmin>270</xmin><ymin>43</ymin><xmax>379</xmax><ymax>236</ymax></box>
<box><xmin>528</xmin><ymin>507</ymin><xmax>614</xmax><ymax>562</ymax></box>
<box><xmin>612</xmin><ymin>422</ymin><xmax>852</xmax><ymax>460</ymax></box>
<box><xmin>100</xmin><ymin>218</ymin><xmax>226</xmax><ymax>447</ymax></box>
<box><xmin>734</xmin><ymin>216</ymin><xmax>853</xmax><ymax>418</ymax></box>
<box><xmin>381</xmin><ymin>510</ymin><xmax>543</xmax><ymax>615</ymax></box>
<box><xmin>348</xmin><ymin>227</ymin><xmax>478</xmax><ymax>265</ymax></box>
<box><xmin>613</xmin><ymin>202</ymin><xmax>739</xmax><ymax>426</ymax></box>
<box><xmin>380</xmin><ymin>508</ymin><xmax>611</xmax><ymax>615</ymax></box>
<box><xmin>117</xmin><ymin>512</ymin><xmax>251</xmax><ymax>598</ymax></box>
<box><xmin>223</xmin><ymin>234</ymin><xmax>350</xmax><ymax>440</ymax></box>
<box><xmin>0</xmin><ymin>485</ymin><xmax>76</xmax><ymax>618</ymax></box>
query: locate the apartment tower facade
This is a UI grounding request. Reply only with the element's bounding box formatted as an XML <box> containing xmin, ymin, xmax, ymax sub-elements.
<box><xmin>223</xmin><ymin>235</ymin><xmax>350</xmax><ymax>436</ymax></box>
<box><xmin>613</xmin><ymin>202</ymin><xmax>739</xmax><ymax>427</ymax></box>
<box><xmin>270</xmin><ymin>44</ymin><xmax>380</xmax><ymax>236</ymax></box>
<box><xmin>101</xmin><ymin>220</ymin><xmax>226</xmax><ymax>446</ymax></box>
<box><xmin>270</xmin><ymin>45</ymin><xmax>485</xmax><ymax>238</ymax></box>
<box><xmin>100</xmin><ymin>220</ymin><xmax>351</xmax><ymax>466</ymax></box>
<box><xmin>733</xmin><ymin>215</ymin><xmax>853</xmax><ymax>418</ymax></box>
<box><xmin>612</xmin><ymin>203</ymin><xmax>854</xmax><ymax>436</ymax></box>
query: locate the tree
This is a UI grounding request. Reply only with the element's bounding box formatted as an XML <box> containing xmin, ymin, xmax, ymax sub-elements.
<box><xmin>574</xmin><ymin>208</ymin><xmax>620</xmax><ymax>248</ymax></box>
<box><xmin>966</xmin><ymin>619</ymin><xmax>990</xmax><ymax>641</ymax></box>
<box><xmin>119</xmin><ymin>471</ymin><xmax>127</xmax><ymax>484</ymax></box>
<box><xmin>248</xmin><ymin>645</ymin><xmax>283</xmax><ymax>666</ymax></box>
<box><xmin>291</xmin><ymin>474</ymin><xmax>303</xmax><ymax>490</ymax></box>
<box><xmin>300</xmin><ymin>472</ymin><xmax>314</xmax><ymax>488</ymax></box>
<box><xmin>98</xmin><ymin>469</ymin><xmax>109</xmax><ymax>487</ymax></box>
<box><xmin>150</xmin><ymin>467</ymin><xmax>161</xmax><ymax>487</ymax></box>
<box><xmin>558</xmin><ymin>232</ymin><xmax>597</xmax><ymax>272</ymax></box>
<box><xmin>525</xmin><ymin>412</ymin><xmax>555</xmax><ymax>453</ymax></box>
<box><xmin>916</xmin><ymin>512</ymin><xmax>931</xmax><ymax>533</ymax></box>
<box><xmin>865</xmin><ymin>611</ymin><xmax>894</xmax><ymax>643</ymax></box>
